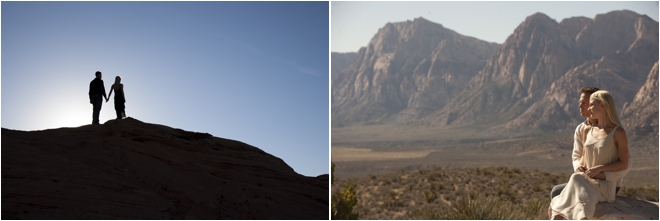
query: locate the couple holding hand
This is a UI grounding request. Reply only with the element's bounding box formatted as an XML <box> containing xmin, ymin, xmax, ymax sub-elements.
<box><xmin>549</xmin><ymin>87</ymin><xmax>632</xmax><ymax>220</ymax></box>
<box><xmin>88</xmin><ymin>71</ymin><xmax>126</xmax><ymax>124</ymax></box>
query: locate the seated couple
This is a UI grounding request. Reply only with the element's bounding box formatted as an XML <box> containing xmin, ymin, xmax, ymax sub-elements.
<box><xmin>549</xmin><ymin>87</ymin><xmax>632</xmax><ymax>220</ymax></box>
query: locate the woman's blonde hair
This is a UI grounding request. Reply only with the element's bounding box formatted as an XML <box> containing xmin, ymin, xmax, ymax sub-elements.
<box><xmin>591</xmin><ymin>90</ymin><xmax>621</xmax><ymax>126</ymax></box>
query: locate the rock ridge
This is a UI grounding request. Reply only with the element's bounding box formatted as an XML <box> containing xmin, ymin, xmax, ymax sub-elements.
<box><xmin>1</xmin><ymin>117</ymin><xmax>328</xmax><ymax>219</ymax></box>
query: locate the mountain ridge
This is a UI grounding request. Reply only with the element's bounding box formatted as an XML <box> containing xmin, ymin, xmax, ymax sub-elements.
<box><xmin>332</xmin><ymin>17</ymin><xmax>500</xmax><ymax>126</ymax></box>
<box><xmin>332</xmin><ymin>11</ymin><xmax>658</xmax><ymax>137</ymax></box>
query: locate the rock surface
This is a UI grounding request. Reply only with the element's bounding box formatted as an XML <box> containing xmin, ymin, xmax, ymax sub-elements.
<box><xmin>621</xmin><ymin>61</ymin><xmax>659</xmax><ymax>135</ymax></box>
<box><xmin>1</xmin><ymin>118</ymin><xmax>328</xmax><ymax>219</ymax></box>
<box><xmin>593</xmin><ymin>196</ymin><xmax>659</xmax><ymax>220</ymax></box>
<box><xmin>331</xmin><ymin>52</ymin><xmax>357</xmax><ymax>79</ymax></box>
<box><xmin>549</xmin><ymin>196</ymin><xmax>659</xmax><ymax>220</ymax></box>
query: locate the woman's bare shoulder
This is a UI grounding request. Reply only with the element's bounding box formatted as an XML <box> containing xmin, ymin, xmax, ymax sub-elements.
<box><xmin>615</xmin><ymin>126</ymin><xmax>627</xmax><ymax>135</ymax></box>
<box><xmin>613</xmin><ymin>127</ymin><xmax>628</xmax><ymax>144</ymax></box>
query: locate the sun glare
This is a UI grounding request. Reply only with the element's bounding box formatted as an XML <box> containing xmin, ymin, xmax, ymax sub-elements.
<box><xmin>42</xmin><ymin>100</ymin><xmax>115</xmax><ymax>130</ymax></box>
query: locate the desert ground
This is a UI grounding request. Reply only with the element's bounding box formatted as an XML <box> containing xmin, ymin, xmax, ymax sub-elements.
<box><xmin>332</xmin><ymin>124</ymin><xmax>658</xmax><ymax>187</ymax></box>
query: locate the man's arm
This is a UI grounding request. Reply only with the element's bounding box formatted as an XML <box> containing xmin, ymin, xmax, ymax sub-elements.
<box><xmin>101</xmin><ymin>81</ymin><xmax>108</xmax><ymax>100</ymax></box>
<box><xmin>89</xmin><ymin>81</ymin><xmax>94</xmax><ymax>103</ymax></box>
<box><xmin>107</xmin><ymin>87</ymin><xmax>114</xmax><ymax>102</ymax></box>
<box><xmin>572</xmin><ymin>123</ymin><xmax>584</xmax><ymax>171</ymax></box>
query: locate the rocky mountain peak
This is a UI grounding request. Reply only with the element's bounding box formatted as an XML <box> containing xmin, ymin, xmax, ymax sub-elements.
<box><xmin>333</xmin><ymin>10</ymin><xmax>658</xmax><ymax>136</ymax></box>
<box><xmin>559</xmin><ymin>16</ymin><xmax>592</xmax><ymax>40</ymax></box>
<box><xmin>331</xmin><ymin>18</ymin><xmax>499</xmax><ymax>126</ymax></box>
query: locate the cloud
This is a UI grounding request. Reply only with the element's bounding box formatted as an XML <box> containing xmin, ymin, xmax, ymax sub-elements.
<box><xmin>297</xmin><ymin>67</ymin><xmax>321</xmax><ymax>76</ymax></box>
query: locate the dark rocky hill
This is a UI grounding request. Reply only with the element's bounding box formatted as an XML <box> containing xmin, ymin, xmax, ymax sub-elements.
<box><xmin>1</xmin><ymin>118</ymin><xmax>328</xmax><ymax>219</ymax></box>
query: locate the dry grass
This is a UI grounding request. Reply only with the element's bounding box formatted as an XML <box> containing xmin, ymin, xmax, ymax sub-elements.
<box><xmin>332</xmin><ymin>166</ymin><xmax>658</xmax><ymax>220</ymax></box>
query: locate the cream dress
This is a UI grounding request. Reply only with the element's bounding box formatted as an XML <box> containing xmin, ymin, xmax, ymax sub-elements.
<box><xmin>550</xmin><ymin>126</ymin><xmax>620</xmax><ymax>220</ymax></box>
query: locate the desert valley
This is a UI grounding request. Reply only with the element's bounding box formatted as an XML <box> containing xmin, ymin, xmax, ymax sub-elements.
<box><xmin>332</xmin><ymin>10</ymin><xmax>658</xmax><ymax>219</ymax></box>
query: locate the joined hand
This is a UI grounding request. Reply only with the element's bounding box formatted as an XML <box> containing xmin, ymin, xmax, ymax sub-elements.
<box><xmin>584</xmin><ymin>165</ymin><xmax>604</xmax><ymax>178</ymax></box>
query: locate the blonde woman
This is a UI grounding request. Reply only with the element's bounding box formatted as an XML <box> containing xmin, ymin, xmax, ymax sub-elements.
<box><xmin>550</xmin><ymin>90</ymin><xmax>630</xmax><ymax>220</ymax></box>
<box><xmin>106</xmin><ymin>76</ymin><xmax>126</xmax><ymax>120</ymax></box>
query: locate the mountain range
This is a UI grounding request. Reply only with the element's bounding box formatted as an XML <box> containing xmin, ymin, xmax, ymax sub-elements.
<box><xmin>1</xmin><ymin>118</ymin><xmax>328</xmax><ymax>219</ymax></box>
<box><xmin>332</xmin><ymin>10</ymin><xmax>658</xmax><ymax>136</ymax></box>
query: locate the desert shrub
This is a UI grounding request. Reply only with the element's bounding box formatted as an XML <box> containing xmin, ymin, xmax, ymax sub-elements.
<box><xmin>331</xmin><ymin>182</ymin><xmax>359</xmax><ymax>220</ymax></box>
<box><xmin>331</xmin><ymin>163</ymin><xmax>335</xmax><ymax>185</ymax></box>
<box><xmin>407</xmin><ymin>206</ymin><xmax>443</xmax><ymax>219</ymax></box>
<box><xmin>389</xmin><ymin>191</ymin><xmax>397</xmax><ymax>200</ymax></box>
<box><xmin>521</xmin><ymin>197</ymin><xmax>549</xmax><ymax>220</ymax></box>
<box><xmin>444</xmin><ymin>194</ymin><xmax>524</xmax><ymax>220</ymax></box>
<box><xmin>409</xmin><ymin>194</ymin><xmax>550</xmax><ymax>220</ymax></box>
<box><xmin>483</xmin><ymin>168</ymin><xmax>495</xmax><ymax>176</ymax></box>
<box><xmin>621</xmin><ymin>186</ymin><xmax>659</xmax><ymax>201</ymax></box>
<box><xmin>334</xmin><ymin>165</ymin><xmax>654</xmax><ymax>220</ymax></box>
<box><xmin>428</xmin><ymin>172</ymin><xmax>442</xmax><ymax>181</ymax></box>
<box><xmin>382</xmin><ymin>194</ymin><xmax>404</xmax><ymax>210</ymax></box>
<box><xmin>331</xmin><ymin>162</ymin><xmax>359</xmax><ymax>220</ymax></box>
<box><xmin>423</xmin><ymin>190</ymin><xmax>437</xmax><ymax>203</ymax></box>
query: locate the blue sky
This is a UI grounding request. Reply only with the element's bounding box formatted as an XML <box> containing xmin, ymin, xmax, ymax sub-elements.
<box><xmin>2</xmin><ymin>1</ymin><xmax>329</xmax><ymax>177</ymax></box>
<box><xmin>332</xmin><ymin>1</ymin><xmax>659</xmax><ymax>52</ymax></box>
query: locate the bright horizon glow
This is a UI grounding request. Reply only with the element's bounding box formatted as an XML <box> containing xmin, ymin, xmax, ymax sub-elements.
<box><xmin>2</xmin><ymin>2</ymin><xmax>329</xmax><ymax>177</ymax></box>
<box><xmin>332</xmin><ymin>1</ymin><xmax>659</xmax><ymax>53</ymax></box>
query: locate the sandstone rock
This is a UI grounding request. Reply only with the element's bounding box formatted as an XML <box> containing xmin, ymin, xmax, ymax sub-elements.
<box><xmin>593</xmin><ymin>196</ymin><xmax>659</xmax><ymax>220</ymax></box>
<box><xmin>549</xmin><ymin>196</ymin><xmax>659</xmax><ymax>220</ymax></box>
<box><xmin>1</xmin><ymin>118</ymin><xmax>328</xmax><ymax>219</ymax></box>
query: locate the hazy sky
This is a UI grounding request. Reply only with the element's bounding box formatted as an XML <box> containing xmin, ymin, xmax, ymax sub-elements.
<box><xmin>332</xmin><ymin>1</ymin><xmax>659</xmax><ymax>52</ymax></box>
<box><xmin>2</xmin><ymin>2</ymin><xmax>329</xmax><ymax>177</ymax></box>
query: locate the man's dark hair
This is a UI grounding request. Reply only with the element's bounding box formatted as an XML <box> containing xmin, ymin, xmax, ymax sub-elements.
<box><xmin>95</xmin><ymin>71</ymin><xmax>102</xmax><ymax>76</ymax></box>
<box><xmin>580</xmin><ymin>87</ymin><xmax>599</xmax><ymax>95</ymax></box>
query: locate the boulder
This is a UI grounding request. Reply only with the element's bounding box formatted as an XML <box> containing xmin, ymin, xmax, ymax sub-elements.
<box><xmin>593</xmin><ymin>196</ymin><xmax>659</xmax><ymax>220</ymax></box>
<box><xmin>549</xmin><ymin>196</ymin><xmax>659</xmax><ymax>220</ymax></box>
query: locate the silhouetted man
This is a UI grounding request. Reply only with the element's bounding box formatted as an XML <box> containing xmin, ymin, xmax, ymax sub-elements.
<box><xmin>89</xmin><ymin>71</ymin><xmax>108</xmax><ymax>124</ymax></box>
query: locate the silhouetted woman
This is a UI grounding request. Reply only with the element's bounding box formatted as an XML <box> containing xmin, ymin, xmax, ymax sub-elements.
<box><xmin>107</xmin><ymin>76</ymin><xmax>126</xmax><ymax>120</ymax></box>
